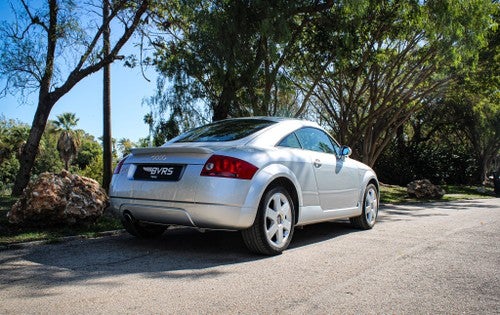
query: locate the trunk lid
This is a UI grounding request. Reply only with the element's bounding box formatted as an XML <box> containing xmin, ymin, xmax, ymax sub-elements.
<box><xmin>112</xmin><ymin>146</ymin><xmax>215</xmax><ymax>202</ymax></box>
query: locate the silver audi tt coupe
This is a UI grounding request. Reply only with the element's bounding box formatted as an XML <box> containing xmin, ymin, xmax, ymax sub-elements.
<box><xmin>109</xmin><ymin>117</ymin><xmax>379</xmax><ymax>255</ymax></box>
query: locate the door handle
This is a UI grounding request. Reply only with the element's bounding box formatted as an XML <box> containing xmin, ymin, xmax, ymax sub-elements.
<box><xmin>313</xmin><ymin>159</ymin><xmax>322</xmax><ymax>168</ymax></box>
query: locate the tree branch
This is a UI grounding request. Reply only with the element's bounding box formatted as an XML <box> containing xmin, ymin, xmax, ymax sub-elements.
<box><xmin>51</xmin><ymin>0</ymin><xmax>149</xmax><ymax>102</ymax></box>
<box><xmin>290</xmin><ymin>0</ymin><xmax>334</xmax><ymax>15</ymax></box>
<box><xmin>20</xmin><ymin>0</ymin><xmax>49</xmax><ymax>33</ymax></box>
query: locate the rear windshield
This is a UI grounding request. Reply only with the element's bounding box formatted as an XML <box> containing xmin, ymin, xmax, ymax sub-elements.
<box><xmin>173</xmin><ymin>119</ymin><xmax>276</xmax><ymax>143</ymax></box>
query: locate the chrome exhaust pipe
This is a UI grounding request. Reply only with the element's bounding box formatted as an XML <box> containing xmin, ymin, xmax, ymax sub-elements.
<box><xmin>123</xmin><ymin>212</ymin><xmax>134</xmax><ymax>223</ymax></box>
<box><xmin>122</xmin><ymin>212</ymin><xmax>140</xmax><ymax>236</ymax></box>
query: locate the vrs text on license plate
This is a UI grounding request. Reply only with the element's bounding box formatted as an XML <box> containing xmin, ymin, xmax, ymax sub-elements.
<box><xmin>134</xmin><ymin>164</ymin><xmax>184</xmax><ymax>181</ymax></box>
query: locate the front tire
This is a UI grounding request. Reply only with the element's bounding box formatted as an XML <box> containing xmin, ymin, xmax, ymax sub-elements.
<box><xmin>350</xmin><ymin>183</ymin><xmax>379</xmax><ymax>230</ymax></box>
<box><xmin>242</xmin><ymin>186</ymin><xmax>295</xmax><ymax>255</ymax></box>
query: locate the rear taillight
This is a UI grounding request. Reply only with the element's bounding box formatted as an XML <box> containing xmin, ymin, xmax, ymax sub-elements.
<box><xmin>113</xmin><ymin>156</ymin><xmax>128</xmax><ymax>174</ymax></box>
<box><xmin>201</xmin><ymin>155</ymin><xmax>258</xmax><ymax>180</ymax></box>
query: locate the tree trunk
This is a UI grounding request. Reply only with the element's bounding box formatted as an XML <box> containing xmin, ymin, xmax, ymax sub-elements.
<box><xmin>12</xmin><ymin>0</ymin><xmax>58</xmax><ymax>196</ymax></box>
<box><xmin>10</xmin><ymin>0</ymin><xmax>148</xmax><ymax>196</ymax></box>
<box><xmin>479</xmin><ymin>153</ymin><xmax>494</xmax><ymax>185</ymax></box>
<box><xmin>12</xmin><ymin>99</ymin><xmax>54</xmax><ymax>196</ymax></box>
<box><xmin>102</xmin><ymin>0</ymin><xmax>112</xmax><ymax>192</ymax></box>
<box><xmin>213</xmin><ymin>82</ymin><xmax>235</xmax><ymax>121</ymax></box>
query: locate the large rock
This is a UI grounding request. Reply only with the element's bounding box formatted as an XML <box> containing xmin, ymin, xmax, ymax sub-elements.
<box><xmin>407</xmin><ymin>179</ymin><xmax>445</xmax><ymax>199</ymax></box>
<box><xmin>7</xmin><ymin>170</ymin><xmax>108</xmax><ymax>226</ymax></box>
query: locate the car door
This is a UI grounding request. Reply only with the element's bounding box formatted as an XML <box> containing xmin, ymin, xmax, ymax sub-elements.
<box><xmin>294</xmin><ymin>127</ymin><xmax>359</xmax><ymax>212</ymax></box>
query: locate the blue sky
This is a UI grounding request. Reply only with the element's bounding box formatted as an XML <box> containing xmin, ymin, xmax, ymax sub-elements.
<box><xmin>0</xmin><ymin>1</ymin><xmax>157</xmax><ymax>143</ymax></box>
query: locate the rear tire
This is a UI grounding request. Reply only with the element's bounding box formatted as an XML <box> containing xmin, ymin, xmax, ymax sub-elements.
<box><xmin>350</xmin><ymin>183</ymin><xmax>379</xmax><ymax>230</ymax></box>
<box><xmin>242</xmin><ymin>186</ymin><xmax>295</xmax><ymax>255</ymax></box>
<box><xmin>122</xmin><ymin>215</ymin><xmax>166</xmax><ymax>238</ymax></box>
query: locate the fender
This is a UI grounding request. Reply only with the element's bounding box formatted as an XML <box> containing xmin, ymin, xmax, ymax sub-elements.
<box><xmin>357</xmin><ymin>169</ymin><xmax>379</xmax><ymax>212</ymax></box>
<box><xmin>238</xmin><ymin>163</ymin><xmax>304</xmax><ymax>226</ymax></box>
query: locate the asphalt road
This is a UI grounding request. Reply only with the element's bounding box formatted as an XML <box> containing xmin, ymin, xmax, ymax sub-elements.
<box><xmin>0</xmin><ymin>198</ymin><xmax>499</xmax><ymax>314</ymax></box>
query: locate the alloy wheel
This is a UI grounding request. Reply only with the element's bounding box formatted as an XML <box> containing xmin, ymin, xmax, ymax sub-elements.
<box><xmin>364</xmin><ymin>186</ymin><xmax>378</xmax><ymax>225</ymax></box>
<box><xmin>264</xmin><ymin>192</ymin><xmax>293</xmax><ymax>248</ymax></box>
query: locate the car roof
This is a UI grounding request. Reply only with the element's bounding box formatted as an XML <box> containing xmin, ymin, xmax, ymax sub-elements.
<box><xmin>224</xmin><ymin>116</ymin><xmax>318</xmax><ymax>125</ymax></box>
<box><xmin>164</xmin><ymin>117</ymin><xmax>323</xmax><ymax>147</ymax></box>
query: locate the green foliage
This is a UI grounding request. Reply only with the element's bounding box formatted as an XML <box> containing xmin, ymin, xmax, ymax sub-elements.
<box><xmin>74</xmin><ymin>133</ymin><xmax>103</xmax><ymax>170</ymax></box>
<box><xmin>379</xmin><ymin>185</ymin><xmax>410</xmax><ymax>204</ymax></box>
<box><xmin>0</xmin><ymin>118</ymin><xmax>29</xmax><ymax>193</ymax></box>
<box><xmin>117</xmin><ymin>138</ymin><xmax>135</xmax><ymax>158</ymax></box>
<box><xmin>148</xmin><ymin>0</ymin><xmax>330</xmax><ymax>122</ymax></box>
<box><xmin>152</xmin><ymin>117</ymin><xmax>180</xmax><ymax>146</ymax></box>
<box><xmin>1</xmin><ymin>0</ymin><xmax>150</xmax><ymax>196</ymax></box>
<box><xmin>0</xmin><ymin>117</ymin><xmax>104</xmax><ymax>194</ymax></box>
<box><xmin>51</xmin><ymin>112</ymin><xmax>81</xmax><ymax>170</ymax></box>
<box><xmin>376</xmin><ymin>141</ymin><xmax>478</xmax><ymax>186</ymax></box>
<box><xmin>136</xmin><ymin>137</ymin><xmax>151</xmax><ymax>148</ymax></box>
<box><xmin>76</xmin><ymin>154</ymin><xmax>103</xmax><ymax>184</ymax></box>
<box><xmin>374</xmin><ymin>14</ymin><xmax>499</xmax><ymax>186</ymax></box>
<box><xmin>73</xmin><ymin>132</ymin><xmax>104</xmax><ymax>183</ymax></box>
<box><xmin>300</xmin><ymin>0</ymin><xmax>495</xmax><ymax>166</ymax></box>
<box><xmin>0</xmin><ymin>118</ymin><xmax>65</xmax><ymax>181</ymax></box>
<box><xmin>141</xmin><ymin>76</ymin><xmax>207</xmax><ymax>143</ymax></box>
<box><xmin>423</xmin><ymin>12</ymin><xmax>500</xmax><ymax>183</ymax></box>
<box><xmin>32</xmin><ymin>130</ymin><xmax>64</xmax><ymax>175</ymax></box>
<box><xmin>0</xmin><ymin>0</ymin><xmax>495</xmax><ymax>191</ymax></box>
<box><xmin>465</xmin><ymin>10</ymin><xmax>500</xmax><ymax>180</ymax></box>
<box><xmin>374</xmin><ymin>97</ymin><xmax>476</xmax><ymax>185</ymax></box>
<box><xmin>144</xmin><ymin>0</ymin><xmax>495</xmax><ymax>173</ymax></box>
<box><xmin>379</xmin><ymin>184</ymin><xmax>493</xmax><ymax>204</ymax></box>
<box><xmin>52</xmin><ymin>113</ymin><xmax>80</xmax><ymax>131</ymax></box>
<box><xmin>0</xmin><ymin>155</ymin><xmax>19</xmax><ymax>195</ymax></box>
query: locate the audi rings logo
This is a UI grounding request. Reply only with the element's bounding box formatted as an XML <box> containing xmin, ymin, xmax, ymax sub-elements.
<box><xmin>151</xmin><ymin>154</ymin><xmax>168</xmax><ymax>161</ymax></box>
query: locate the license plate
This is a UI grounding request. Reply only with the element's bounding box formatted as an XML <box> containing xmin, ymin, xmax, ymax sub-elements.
<box><xmin>134</xmin><ymin>164</ymin><xmax>184</xmax><ymax>181</ymax></box>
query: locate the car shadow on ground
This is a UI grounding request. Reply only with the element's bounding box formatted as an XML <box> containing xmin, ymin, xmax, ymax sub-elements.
<box><xmin>4</xmin><ymin>199</ymin><xmax>496</xmax><ymax>293</ymax></box>
<box><xmin>0</xmin><ymin>221</ymin><xmax>362</xmax><ymax>293</ymax></box>
<box><xmin>377</xmin><ymin>199</ymin><xmax>498</xmax><ymax>223</ymax></box>
<box><xmin>377</xmin><ymin>207</ymin><xmax>450</xmax><ymax>222</ymax></box>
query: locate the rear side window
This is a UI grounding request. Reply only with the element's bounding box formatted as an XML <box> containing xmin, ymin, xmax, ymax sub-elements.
<box><xmin>278</xmin><ymin>133</ymin><xmax>302</xmax><ymax>149</ymax></box>
<box><xmin>174</xmin><ymin>119</ymin><xmax>276</xmax><ymax>143</ymax></box>
<box><xmin>294</xmin><ymin>127</ymin><xmax>339</xmax><ymax>154</ymax></box>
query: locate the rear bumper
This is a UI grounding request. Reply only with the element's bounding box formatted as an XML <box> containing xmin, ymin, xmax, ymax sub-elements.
<box><xmin>109</xmin><ymin>197</ymin><xmax>256</xmax><ymax>230</ymax></box>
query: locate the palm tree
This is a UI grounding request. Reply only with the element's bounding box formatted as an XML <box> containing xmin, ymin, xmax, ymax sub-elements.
<box><xmin>11</xmin><ymin>126</ymin><xmax>30</xmax><ymax>160</ymax></box>
<box><xmin>52</xmin><ymin>113</ymin><xmax>80</xmax><ymax>170</ymax></box>
<box><xmin>117</xmin><ymin>138</ymin><xmax>135</xmax><ymax>157</ymax></box>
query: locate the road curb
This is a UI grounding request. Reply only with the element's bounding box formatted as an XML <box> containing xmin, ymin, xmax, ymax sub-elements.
<box><xmin>0</xmin><ymin>229</ymin><xmax>125</xmax><ymax>251</ymax></box>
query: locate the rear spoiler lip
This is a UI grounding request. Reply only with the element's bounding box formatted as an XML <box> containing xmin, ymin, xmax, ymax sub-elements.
<box><xmin>130</xmin><ymin>146</ymin><xmax>214</xmax><ymax>155</ymax></box>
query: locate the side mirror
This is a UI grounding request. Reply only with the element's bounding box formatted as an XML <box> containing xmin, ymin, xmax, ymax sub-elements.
<box><xmin>340</xmin><ymin>145</ymin><xmax>352</xmax><ymax>157</ymax></box>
